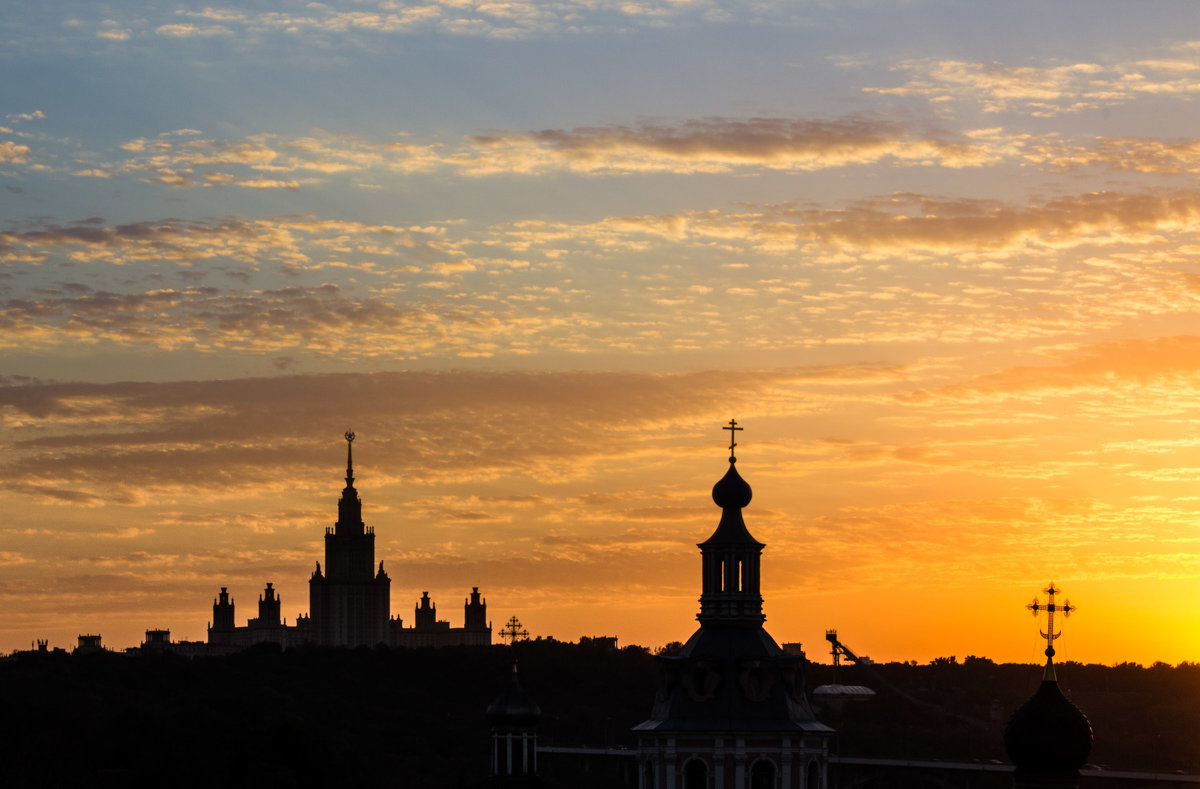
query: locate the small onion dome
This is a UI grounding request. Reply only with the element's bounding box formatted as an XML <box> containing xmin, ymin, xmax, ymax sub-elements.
<box><xmin>712</xmin><ymin>460</ymin><xmax>752</xmax><ymax>510</ymax></box>
<box><xmin>1005</xmin><ymin>665</ymin><xmax>1092</xmax><ymax>776</ymax></box>
<box><xmin>486</xmin><ymin>662</ymin><xmax>542</xmax><ymax>727</ymax></box>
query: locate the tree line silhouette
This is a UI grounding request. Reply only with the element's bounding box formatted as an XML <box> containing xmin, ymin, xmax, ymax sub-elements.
<box><xmin>3</xmin><ymin>642</ymin><xmax>1199</xmax><ymax>786</ymax></box>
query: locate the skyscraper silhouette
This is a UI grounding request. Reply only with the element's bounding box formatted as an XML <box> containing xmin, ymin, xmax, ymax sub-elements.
<box><xmin>309</xmin><ymin>430</ymin><xmax>391</xmax><ymax>646</ymax></box>
<box><xmin>206</xmin><ymin>431</ymin><xmax>490</xmax><ymax>650</ymax></box>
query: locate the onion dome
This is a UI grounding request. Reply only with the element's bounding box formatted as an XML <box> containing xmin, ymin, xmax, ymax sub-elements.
<box><xmin>701</xmin><ymin>457</ymin><xmax>762</xmax><ymax>550</ymax></box>
<box><xmin>486</xmin><ymin>662</ymin><xmax>542</xmax><ymax>727</ymax></box>
<box><xmin>1005</xmin><ymin>661</ymin><xmax>1092</xmax><ymax>777</ymax></box>
<box><xmin>712</xmin><ymin>459</ymin><xmax>752</xmax><ymax>510</ymax></box>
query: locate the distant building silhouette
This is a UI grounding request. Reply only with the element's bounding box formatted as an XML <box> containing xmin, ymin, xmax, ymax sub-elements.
<box><xmin>394</xmin><ymin>587</ymin><xmax>491</xmax><ymax>648</ymax></box>
<box><xmin>634</xmin><ymin>421</ymin><xmax>833</xmax><ymax>789</ymax></box>
<box><xmin>205</xmin><ymin>431</ymin><xmax>490</xmax><ymax>651</ymax></box>
<box><xmin>208</xmin><ymin>583</ymin><xmax>307</xmax><ymax>649</ymax></box>
<box><xmin>487</xmin><ymin>661</ymin><xmax>543</xmax><ymax>783</ymax></box>
<box><xmin>309</xmin><ymin>430</ymin><xmax>392</xmax><ymax>646</ymax></box>
<box><xmin>141</xmin><ymin>628</ymin><xmax>172</xmax><ymax>652</ymax></box>
<box><xmin>579</xmin><ymin>635</ymin><xmax>618</xmax><ymax>650</ymax></box>
<box><xmin>74</xmin><ymin>634</ymin><xmax>104</xmax><ymax>654</ymax></box>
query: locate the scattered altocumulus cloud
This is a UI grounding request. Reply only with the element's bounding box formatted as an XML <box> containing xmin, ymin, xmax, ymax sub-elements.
<box><xmin>868</xmin><ymin>52</ymin><xmax>1200</xmax><ymax>116</ymax></box>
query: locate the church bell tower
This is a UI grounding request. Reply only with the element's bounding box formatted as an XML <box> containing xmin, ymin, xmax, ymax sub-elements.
<box><xmin>698</xmin><ymin>420</ymin><xmax>765</xmax><ymax>626</ymax></box>
<box><xmin>634</xmin><ymin>421</ymin><xmax>832</xmax><ymax>789</ymax></box>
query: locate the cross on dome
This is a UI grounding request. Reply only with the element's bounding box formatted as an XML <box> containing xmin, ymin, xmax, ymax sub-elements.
<box><xmin>723</xmin><ymin>418</ymin><xmax>743</xmax><ymax>461</ymax></box>
<box><xmin>500</xmin><ymin>616</ymin><xmax>529</xmax><ymax>645</ymax></box>
<box><xmin>1026</xmin><ymin>581</ymin><xmax>1075</xmax><ymax>659</ymax></box>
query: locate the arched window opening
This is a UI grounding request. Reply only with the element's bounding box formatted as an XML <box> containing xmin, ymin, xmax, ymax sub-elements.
<box><xmin>750</xmin><ymin>758</ymin><xmax>776</xmax><ymax>789</ymax></box>
<box><xmin>806</xmin><ymin>760</ymin><xmax>821</xmax><ymax>789</ymax></box>
<box><xmin>737</xmin><ymin>559</ymin><xmax>743</xmax><ymax>592</ymax></box>
<box><xmin>683</xmin><ymin>758</ymin><xmax>708</xmax><ymax>789</ymax></box>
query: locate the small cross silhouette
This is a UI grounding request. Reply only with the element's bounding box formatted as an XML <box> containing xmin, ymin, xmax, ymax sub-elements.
<box><xmin>723</xmin><ymin>419</ymin><xmax>743</xmax><ymax>460</ymax></box>
<box><xmin>500</xmin><ymin>616</ymin><xmax>529</xmax><ymax>645</ymax></box>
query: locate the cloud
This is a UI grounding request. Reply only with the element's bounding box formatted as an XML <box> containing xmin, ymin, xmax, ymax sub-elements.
<box><xmin>784</xmin><ymin>190</ymin><xmax>1200</xmax><ymax>252</ymax></box>
<box><xmin>1026</xmin><ymin>136</ymin><xmax>1200</xmax><ymax>175</ymax></box>
<box><xmin>3</xmin><ymin>0</ymin><xmax>809</xmax><ymax>63</ymax></box>
<box><xmin>0</xmin><ymin>215</ymin><xmax>438</xmax><ymax>269</ymax></box>
<box><xmin>0</xmin><ymin>366</ymin><xmax>864</xmax><ymax>505</ymax></box>
<box><xmin>104</xmin><ymin>131</ymin><xmax>443</xmax><ymax>186</ymax></box>
<box><xmin>71</xmin><ymin>168</ymin><xmax>118</xmax><ymax>178</ymax></box>
<box><xmin>489</xmin><ymin>189</ymin><xmax>1200</xmax><ymax>259</ymax></box>
<box><xmin>457</xmin><ymin>117</ymin><xmax>1018</xmax><ymax>174</ymax></box>
<box><xmin>869</xmin><ymin>56</ymin><xmax>1200</xmax><ymax>117</ymax></box>
<box><xmin>0</xmin><ymin>282</ymin><xmax>557</xmax><ymax>360</ymax></box>
<box><xmin>165</xmin><ymin>0</ymin><xmax>753</xmax><ymax>42</ymax></box>
<box><xmin>62</xmin><ymin>117</ymin><xmax>1021</xmax><ymax>190</ymax></box>
<box><xmin>5</xmin><ymin>111</ymin><xmax>45</xmax><ymax>123</ymax></box>
<box><xmin>7</xmin><ymin>188</ymin><xmax>1200</xmax><ymax>365</ymax></box>
<box><xmin>901</xmin><ymin>335</ymin><xmax>1200</xmax><ymax>406</ymax></box>
<box><xmin>0</xmin><ymin>141</ymin><xmax>31</xmax><ymax>164</ymax></box>
<box><xmin>154</xmin><ymin>23</ymin><xmax>233</xmax><ymax>37</ymax></box>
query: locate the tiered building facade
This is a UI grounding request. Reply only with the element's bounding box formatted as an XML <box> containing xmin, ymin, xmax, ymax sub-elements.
<box><xmin>309</xmin><ymin>432</ymin><xmax>392</xmax><ymax>647</ymax></box>
<box><xmin>207</xmin><ymin>432</ymin><xmax>491</xmax><ymax>650</ymax></box>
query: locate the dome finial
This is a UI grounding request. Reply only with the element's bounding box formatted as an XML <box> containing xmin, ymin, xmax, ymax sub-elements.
<box><xmin>723</xmin><ymin>418</ymin><xmax>742</xmax><ymax>463</ymax></box>
<box><xmin>1026</xmin><ymin>581</ymin><xmax>1075</xmax><ymax>675</ymax></box>
<box><xmin>712</xmin><ymin>421</ymin><xmax>752</xmax><ymax>509</ymax></box>
<box><xmin>344</xmin><ymin>429</ymin><xmax>356</xmax><ymax>487</ymax></box>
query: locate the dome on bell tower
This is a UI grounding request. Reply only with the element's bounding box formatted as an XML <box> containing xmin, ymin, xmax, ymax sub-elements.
<box><xmin>712</xmin><ymin>460</ymin><xmax>752</xmax><ymax>510</ymax></box>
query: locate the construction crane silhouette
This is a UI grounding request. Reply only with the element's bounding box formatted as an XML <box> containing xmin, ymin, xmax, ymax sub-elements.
<box><xmin>821</xmin><ymin>629</ymin><xmax>990</xmax><ymax>730</ymax></box>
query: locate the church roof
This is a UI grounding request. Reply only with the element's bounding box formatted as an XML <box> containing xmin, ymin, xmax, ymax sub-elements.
<box><xmin>699</xmin><ymin>459</ymin><xmax>764</xmax><ymax>550</ymax></box>
<box><xmin>634</xmin><ymin>626</ymin><xmax>832</xmax><ymax>733</ymax></box>
<box><xmin>1004</xmin><ymin>660</ymin><xmax>1093</xmax><ymax>775</ymax></box>
<box><xmin>486</xmin><ymin>662</ymin><xmax>542</xmax><ymax>727</ymax></box>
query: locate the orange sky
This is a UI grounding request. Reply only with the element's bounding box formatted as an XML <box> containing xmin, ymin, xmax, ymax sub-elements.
<box><xmin>5</xmin><ymin>2</ymin><xmax>1200</xmax><ymax>664</ymax></box>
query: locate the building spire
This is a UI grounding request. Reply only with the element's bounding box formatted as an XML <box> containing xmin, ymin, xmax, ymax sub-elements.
<box><xmin>335</xmin><ymin>431</ymin><xmax>364</xmax><ymax>534</ymax></box>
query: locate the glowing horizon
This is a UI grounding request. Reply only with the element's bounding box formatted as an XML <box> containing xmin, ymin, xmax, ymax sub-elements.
<box><xmin>5</xmin><ymin>1</ymin><xmax>1200</xmax><ymax>666</ymax></box>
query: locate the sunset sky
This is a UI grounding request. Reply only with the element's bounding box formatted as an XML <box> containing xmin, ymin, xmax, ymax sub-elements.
<box><xmin>6</xmin><ymin>1</ymin><xmax>1200</xmax><ymax>665</ymax></box>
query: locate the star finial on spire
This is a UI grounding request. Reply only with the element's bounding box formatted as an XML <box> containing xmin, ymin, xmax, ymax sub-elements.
<box><xmin>344</xmin><ymin>429</ymin><xmax>356</xmax><ymax>486</ymax></box>
<box><xmin>723</xmin><ymin>418</ymin><xmax>743</xmax><ymax>462</ymax></box>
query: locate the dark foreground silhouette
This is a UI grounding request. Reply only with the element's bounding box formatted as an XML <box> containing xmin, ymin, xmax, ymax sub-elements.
<box><xmin>3</xmin><ymin>642</ymin><xmax>1199</xmax><ymax>787</ymax></box>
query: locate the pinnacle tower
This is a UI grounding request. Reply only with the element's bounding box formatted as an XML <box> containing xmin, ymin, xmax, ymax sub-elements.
<box><xmin>309</xmin><ymin>430</ymin><xmax>391</xmax><ymax>646</ymax></box>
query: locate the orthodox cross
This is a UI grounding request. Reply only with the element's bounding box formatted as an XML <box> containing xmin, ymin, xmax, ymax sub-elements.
<box><xmin>1026</xmin><ymin>581</ymin><xmax>1075</xmax><ymax>658</ymax></box>
<box><xmin>500</xmin><ymin>616</ymin><xmax>529</xmax><ymax>645</ymax></box>
<box><xmin>723</xmin><ymin>419</ymin><xmax>743</xmax><ymax>461</ymax></box>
